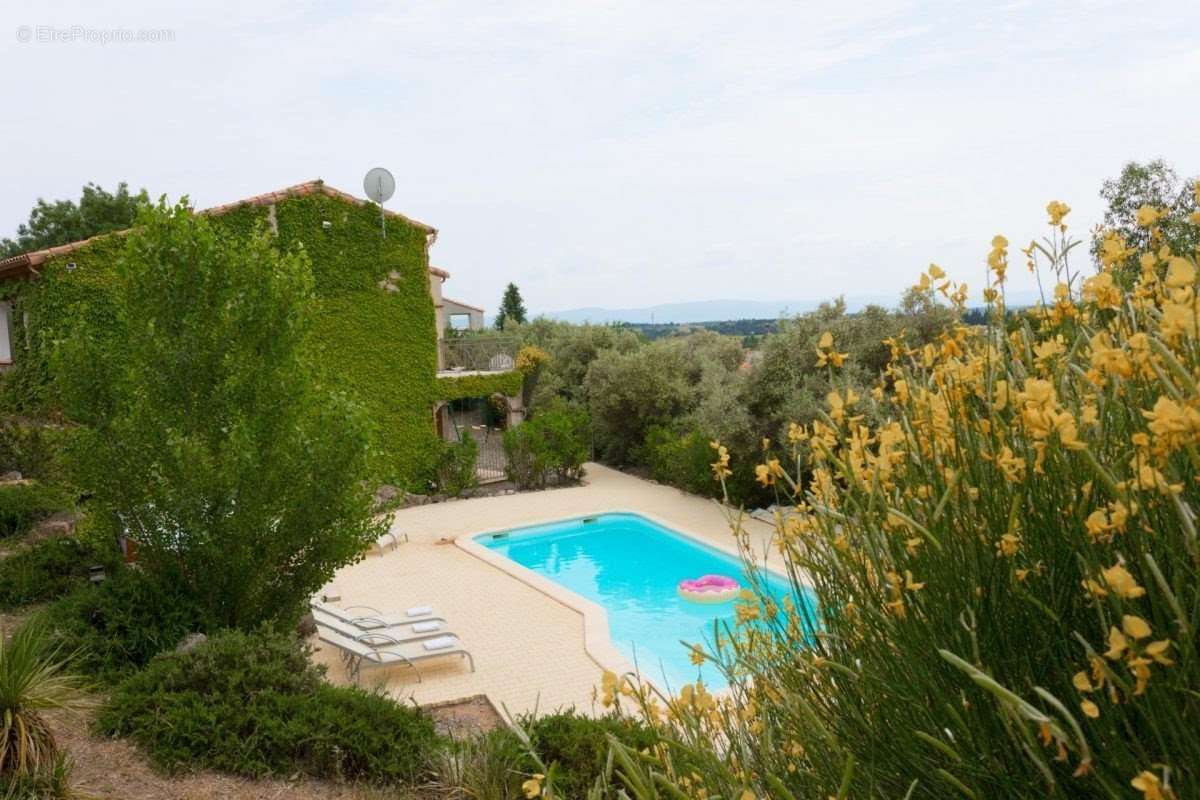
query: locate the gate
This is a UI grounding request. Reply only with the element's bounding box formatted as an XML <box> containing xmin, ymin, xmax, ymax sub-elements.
<box><xmin>445</xmin><ymin>396</ymin><xmax>508</xmax><ymax>484</ymax></box>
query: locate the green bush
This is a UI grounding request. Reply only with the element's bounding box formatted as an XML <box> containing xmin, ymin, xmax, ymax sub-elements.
<box><xmin>436</xmin><ymin>436</ymin><xmax>478</xmax><ymax>497</ymax></box>
<box><xmin>522</xmin><ymin>710</ymin><xmax>659</xmax><ymax>798</ymax></box>
<box><xmin>502</xmin><ymin>424</ymin><xmax>547</xmax><ymax>490</ymax></box>
<box><xmin>0</xmin><ymin>534</ymin><xmax>119</xmax><ymax>609</ymax></box>
<box><xmin>502</xmin><ymin>404</ymin><xmax>590</xmax><ymax>490</ymax></box>
<box><xmin>96</xmin><ymin>629</ymin><xmax>440</xmax><ymax>785</ymax></box>
<box><xmin>38</xmin><ymin>569</ymin><xmax>206</xmax><ymax>680</ymax></box>
<box><xmin>641</xmin><ymin>426</ymin><xmax>718</xmax><ymax>497</ymax></box>
<box><xmin>436</xmin><ymin>710</ymin><xmax>658</xmax><ymax>799</ymax></box>
<box><xmin>0</xmin><ymin>419</ymin><xmax>70</xmax><ymax>484</ymax></box>
<box><xmin>0</xmin><ymin>483</ymin><xmax>73</xmax><ymax>541</ymax></box>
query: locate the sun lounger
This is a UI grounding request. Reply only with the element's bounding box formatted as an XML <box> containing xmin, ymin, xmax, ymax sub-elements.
<box><xmin>312</xmin><ymin>608</ymin><xmax>450</xmax><ymax>644</ymax></box>
<box><xmin>316</xmin><ymin>623</ymin><xmax>475</xmax><ymax>684</ymax></box>
<box><xmin>373</xmin><ymin>530</ymin><xmax>409</xmax><ymax>554</ymax></box>
<box><xmin>310</xmin><ymin>600</ymin><xmax>443</xmax><ymax>631</ymax></box>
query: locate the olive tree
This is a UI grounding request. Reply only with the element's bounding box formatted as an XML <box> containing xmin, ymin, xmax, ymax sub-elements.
<box><xmin>57</xmin><ymin>199</ymin><xmax>382</xmax><ymax>629</ymax></box>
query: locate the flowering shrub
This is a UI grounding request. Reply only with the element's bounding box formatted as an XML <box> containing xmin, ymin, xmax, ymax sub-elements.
<box><xmin>576</xmin><ymin>193</ymin><xmax>1200</xmax><ymax>800</ymax></box>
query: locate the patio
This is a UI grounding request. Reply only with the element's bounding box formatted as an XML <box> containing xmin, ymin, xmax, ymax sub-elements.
<box><xmin>310</xmin><ymin>463</ymin><xmax>780</xmax><ymax>717</ymax></box>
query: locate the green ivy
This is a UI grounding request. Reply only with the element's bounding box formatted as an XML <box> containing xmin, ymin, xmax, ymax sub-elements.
<box><xmin>0</xmin><ymin>190</ymin><xmax>518</xmax><ymax>489</ymax></box>
<box><xmin>435</xmin><ymin>370</ymin><xmax>523</xmax><ymax>402</ymax></box>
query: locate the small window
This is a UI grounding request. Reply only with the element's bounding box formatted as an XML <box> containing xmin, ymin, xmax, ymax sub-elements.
<box><xmin>0</xmin><ymin>302</ymin><xmax>12</xmax><ymax>365</ymax></box>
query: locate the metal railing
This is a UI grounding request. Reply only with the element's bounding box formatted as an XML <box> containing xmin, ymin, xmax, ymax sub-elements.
<box><xmin>439</xmin><ymin>335</ymin><xmax>519</xmax><ymax>372</ymax></box>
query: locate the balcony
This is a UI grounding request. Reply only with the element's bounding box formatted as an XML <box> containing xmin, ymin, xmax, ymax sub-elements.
<box><xmin>438</xmin><ymin>335</ymin><xmax>519</xmax><ymax>374</ymax></box>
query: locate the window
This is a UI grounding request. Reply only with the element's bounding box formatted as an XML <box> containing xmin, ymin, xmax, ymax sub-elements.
<box><xmin>0</xmin><ymin>302</ymin><xmax>12</xmax><ymax>365</ymax></box>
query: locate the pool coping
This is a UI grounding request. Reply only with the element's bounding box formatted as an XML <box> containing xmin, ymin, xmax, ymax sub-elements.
<box><xmin>453</xmin><ymin>507</ymin><xmax>788</xmax><ymax>683</ymax></box>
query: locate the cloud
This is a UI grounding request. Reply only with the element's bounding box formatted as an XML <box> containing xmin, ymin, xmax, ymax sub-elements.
<box><xmin>2</xmin><ymin>0</ymin><xmax>1198</xmax><ymax>313</ymax></box>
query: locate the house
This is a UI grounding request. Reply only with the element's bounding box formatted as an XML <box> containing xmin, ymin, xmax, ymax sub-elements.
<box><xmin>439</xmin><ymin>294</ymin><xmax>486</xmax><ymax>331</ymax></box>
<box><xmin>0</xmin><ymin>179</ymin><xmax>521</xmax><ymax>487</ymax></box>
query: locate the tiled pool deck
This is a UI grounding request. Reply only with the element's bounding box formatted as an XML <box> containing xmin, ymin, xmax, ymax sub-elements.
<box><xmin>310</xmin><ymin>463</ymin><xmax>780</xmax><ymax>716</ymax></box>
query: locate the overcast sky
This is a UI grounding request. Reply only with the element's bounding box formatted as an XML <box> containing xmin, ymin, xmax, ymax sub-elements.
<box><xmin>3</xmin><ymin>1</ymin><xmax>1198</xmax><ymax>314</ymax></box>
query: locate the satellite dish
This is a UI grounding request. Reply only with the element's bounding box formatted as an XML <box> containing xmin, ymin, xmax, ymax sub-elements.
<box><xmin>363</xmin><ymin>167</ymin><xmax>395</xmax><ymax>204</ymax></box>
<box><xmin>362</xmin><ymin>167</ymin><xmax>395</xmax><ymax>238</ymax></box>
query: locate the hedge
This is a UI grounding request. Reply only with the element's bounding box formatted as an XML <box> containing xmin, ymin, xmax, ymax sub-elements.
<box><xmin>435</xmin><ymin>370</ymin><xmax>523</xmax><ymax>402</ymax></box>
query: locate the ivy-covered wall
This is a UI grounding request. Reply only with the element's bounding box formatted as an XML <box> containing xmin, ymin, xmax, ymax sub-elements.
<box><xmin>435</xmin><ymin>371</ymin><xmax>523</xmax><ymax>402</ymax></box>
<box><xmin>0</xmin><ymin>189</ymin><xmax>514</xmax><ymax>489</ymax></box>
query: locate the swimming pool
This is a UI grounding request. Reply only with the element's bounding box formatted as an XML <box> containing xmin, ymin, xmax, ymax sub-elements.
<box><xmin>477</xmin><ymin>512</ymin><xmax>815</xmax><ymax>690</ymax></box>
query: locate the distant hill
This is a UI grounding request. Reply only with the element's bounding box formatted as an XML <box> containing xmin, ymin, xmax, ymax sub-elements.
<box><xmin>538</xmin><ymin>291</ymin><xmax>1045</xmax><ymax>326</ymax></box>
<box><xmin>540</xmin><ymin>297</ymin><xmax>893</xmax><ymax>325</ymax></box>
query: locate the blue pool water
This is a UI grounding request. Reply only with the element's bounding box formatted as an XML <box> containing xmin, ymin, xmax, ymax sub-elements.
<box><xmin>478</xmin><ymin>512</ymin><xmax>816</xmax><ymax>690</ymax></box>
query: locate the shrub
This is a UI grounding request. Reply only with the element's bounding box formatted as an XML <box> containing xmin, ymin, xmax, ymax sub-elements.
<box><xmin>434</xmin><ymin>710</ymin><xmax>659</xmax><ymax>799</ymax></box>
<box><xmin>641</xmin><ymin>426</ymin><xmax>716</xmax><ymax>497</ymax></box>
<box><xmin>0</xmin><ymin>483</ymin><xmax>73</xmax><ymax>542</ymax></box>
<box><xmin>434</xmin><ymin>727</ymin><xmax>529</xmax><ymax>799</ymax></box>
<box><xmin>503</xmin><ymin>404</ymin><xmax>589</xmax><ymax>489</ymax></box>
<box><xmin>522</xmin><ymin>710</ymin><xmax>658</xmax><ymax>798</ymax></box>
<box><xmin>0</xmin><ymin>533</ymin><xmax>119</xmax><ymax>609</ymax></box>
<box><xmin>56</xmin><ymin>198</ymin><xmax>383</xmax><ymax>630</ymax></box>
<box><xmin>0</xmin><ymin>624</ymin><xmax>92</xmax><ymax>781</ymax></box>
<box><xmin>0</xmin><ymin>419</ymin><xmax>70</xmax><ymax>485</ymax></box>
<box><xmin>436</xmin><ymin>436</ymin><xmax>478</xmax><ymax>497</ymax></box>
<box><xmin>0</xmin><ymin>754</ymin><xmax>73</xmax><ymax>800</ymax></box>
<box><xmin>607</xmin><ymin>204</ymin><xmax>1200</xmax><ymax>798</ymax></box>
<box><xmin>38</xmin><ymin>569</ymin><xmax>205</xmax><ymax>680</ymax></box>
<box><xmin>502</xmin><ymin>424</ymin><xmax>547</xmax><ymax>490</ymax></box>
<box><xmin>96</xmin><ymin>629</ymin><xmax>440</xmax><ymax>785</ymax></box>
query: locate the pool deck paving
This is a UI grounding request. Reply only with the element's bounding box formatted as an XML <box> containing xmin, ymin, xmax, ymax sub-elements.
<box><xmin>311</xmin><ymin>463</ymin><xmax>783</xmax><ymax>718</ymax></box>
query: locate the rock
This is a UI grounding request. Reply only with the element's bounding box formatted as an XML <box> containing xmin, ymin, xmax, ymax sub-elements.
<box><xmin>175</xmin><ymin>633</ymin><xmax>208</xmax><ymax>654</ymax></box>
<box><xmin>373</xmin><ymin>484</ymin><xmax>400</xmax><ymax>509</ymax></box>
<box><xmin>28</xmin><ymin>511</ymin><xmax>81</xmax><ymax>543</ymax></box>
<box><xmin>296</xmin><ymin>612</ymin><xmax>317</xmax><ymax>638</ymax></box>
<box><xmin>0</xmin><ymin>470</ymin><xmax>22</xmax><ymax>482</ymax></box>
<box><xmin>403</xmin><ymin>491</ymin><xmax>430</xmax><ymax>507</ymax></box>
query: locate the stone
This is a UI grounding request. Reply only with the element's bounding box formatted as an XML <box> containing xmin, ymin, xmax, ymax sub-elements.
<box><xmin>373</xmin><ymin>483</ymin><xmax>400</xmax><ymax>509</ymax></box>
<box><xmin>174</xmin><ymin>633</ymin><xmax>208</xmax><ymax>654</ymax></box>
<box><xmin>28</xmin><ymin>511</ymin><xmax>81</xmax><ymax>543</ymax></box>
<box><xmin>0</xmin><ymin>471</ymin><xmax>22</xmax><ymax>482</ymax></box>
<box><xmin>296</xmin><ymin>612</ymin><xmax>317</xmax><ymax>637</ymax></box>
<box><xmin>403</xmin><ymin>491</ymin><xmax>431</xmax><ymax>507</ymax></box>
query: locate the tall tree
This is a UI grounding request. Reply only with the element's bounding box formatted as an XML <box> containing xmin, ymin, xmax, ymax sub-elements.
<box><xmin>0</xmin><ymin>182</ymin><xmax>149</xmax><ymax>258</ymax></box>
<box><xmin>495</xmin><ymin>282</ymin><xmax>527</xmax><ymax>330</ymax></box>
<box><xmin>57</xmin><ymin>198</ymin><xmax>382</xmax><ymax>629</ymax></box>
<box><xmin>1092</xmin><ymin>160</ymin><xmax>1200</xmax><ymax>278</ymax></box>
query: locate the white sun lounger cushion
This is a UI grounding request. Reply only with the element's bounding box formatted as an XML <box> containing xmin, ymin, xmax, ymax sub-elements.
<box><xmin>411</xmin><ymin>621</ymin><xmax>440</xmax><ymax>633</ymax></box>
<box><xmin>423</xmin><ymin>635</ymin><xmax>457</xmax><ymax>651</ymax></box>
<box><xmin>407</xmin><ymin>605</ymin><xmax>434</xmax><ymax>617</ymax></box>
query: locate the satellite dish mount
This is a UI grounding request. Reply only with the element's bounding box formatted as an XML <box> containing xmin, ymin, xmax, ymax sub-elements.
<box><xmin>362</xmin><ymin>167</ymin><xmax>396</xmax><ymax>238</ymax></box>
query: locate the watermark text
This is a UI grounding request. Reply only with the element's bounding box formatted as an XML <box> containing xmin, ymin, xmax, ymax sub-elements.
<box><xmin>16</xmin><ymin>25</ymin><xmax>175</xmax><ymax>45</ymax></box>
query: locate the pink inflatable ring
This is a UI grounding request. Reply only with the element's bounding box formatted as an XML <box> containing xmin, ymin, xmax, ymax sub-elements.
<box><xmin>678</xmin><ymin>574</ymin><xmax>740</xmax><ymax>604</ymax></box>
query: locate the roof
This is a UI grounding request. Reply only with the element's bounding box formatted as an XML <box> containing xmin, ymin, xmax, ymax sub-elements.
<box><xmin>0</xmin><ymin>179</ymin><xmax>440</xmax><ymax>280</ymax></box>
<box><xmin>442</xmin><ymin>296</ymin><xmax>484</xmax><ymax>313</ymax></box>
